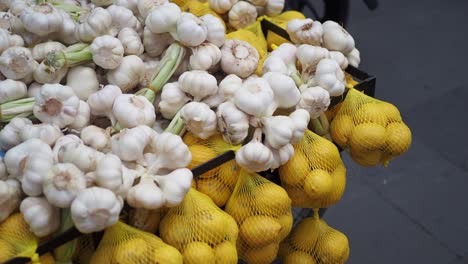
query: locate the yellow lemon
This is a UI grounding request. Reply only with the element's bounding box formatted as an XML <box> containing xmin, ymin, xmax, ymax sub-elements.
<box><xmin>380</xmin><ymin>102</ymin><xmax>402</xmax><ymax>123</ymax></box>
<box><xmin>277</xmin><ymin>213</ymin><xmax>293</xmax><ymax>241</ymax></box>
<box><xmin>218</xmin><ymin>160</ymin><xmax>241</xmax><ymax>187</ymax></box>
<box><xmin>290</xmin><ymin>218</ymin><xmax>320</xmax><ymax>251</ymax></box>
<box><xmin>304</xmin><ymin>169</ymin><xmax>333</xmax><ymax>203</ymax></box>
<box><xmin>353</xmin><ymin>102</ymin><xmax>388</xmax><ymax>126</ymax></box>
<box><xmin>254</xmin><ymin>183</ymin><xmax>291</xmax><ymax>217</ymax></box>
<box><xmin>196</xmin><ymin>177</ymin><xmax>232</xmax><ymax>207</ymax></box>
<box><xmin>243</xmin><ymin>242</ymin><xmax>279</xmax><ymax>264</ymax></box>
<box><xmin>0</xmin><ymin>239</ymin><xmax>14</xmax><ymax>262</ymax></box>
<box><xmin>307</xmin><ymin>135</ymin><xmax>342</xmax><ymax>172</ymax></box>
<box><xmin>240</xmin><ymin>216</ymin><xmax>281</xmax><ymax>247</ymax></box>
<box><xmin>225</xmin><ymin>216</ymin><xmax>239</xmax><ymax>241</ymax></box>
<box><xmin>349</xmin><ymin>123</ymin><xmax>387</xmax><ymax>151</ymax></box>
<box><xmin>153</xmin><ymin>245</ymin><xmax>183</xmax><ymax>264</ymax></box>
<box><xmin>315</xmin><ymin>227</ymin><xmax>350</xmax><ymax>264</ymax></box>
<box><xmin>0</xmin><ymin>213</ymin><xmax>36</xmax><ymax>245</ymax></box>
<box><xmin>225</xmin><ymin>195</ymin><xmax>252</xmax><ymax>222</ymax></box>
<box><xmin>283</xmin><ymin>250</ymin><xmax>317</xmax><ymax>264</ymax></box>
<box><xmin>331</xmin><ymin>114</ymin><xmax>354</xmax><ymax>146</ymax></box>
<box><xmin>193</xmin><ymin>210</ymin><xmax>226</xmax><ymax>245</ymax></box>
<box><xmin>160</xmin><ymin>217</ymin><xmax>193</xmax><ymax>248</ymax></box>
<box><xmin>214</xmin><ymin>241</ymin><xmax>238</xmax><ymax>264</ymax></box>
<box><xmin>183</xmin><ymin>242</ymin><xmax>216</xmax><ymax>264</ymax></box>
<box><xmin>279</xmin><ymin>150</ymin><xmax>309</xmax><ymax>186</ymax></box>
<box><xmin>188</xmin><ymin>145</ymin><xmax>219</xmax><ymax>178</ymax></box>
<box><xmin>385</xmin><ymin>122</ymin><xmax>412</xmax><ymax>156</ymax></box>
<box><xmin>327</xmin><ymin>165</ymin><xmax>346</xmax><ymax>206</ymax></box>
<box><xmin>350</xmin><ymin>148</ymin><xmax>383</xmax><ymax>167</ymax></box>
<box><xmin>114</xmin><ymin>238</ymin><xmax>149</xmax><ymax>263</ymax></box>
<box><xmin>286</xmin><ymin>186</ymin><xmax>311</xmax><ymax>207</ymax></box>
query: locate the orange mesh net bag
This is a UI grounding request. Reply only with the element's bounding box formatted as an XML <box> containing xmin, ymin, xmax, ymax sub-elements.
<box><xmin>279</xmin><ymin>212</ymin><xmax>350</xmax><ymax>264</ymax></box>
<box><xmin>183</xmin><ymin>133</ymin><xmax>241</xmax><ymax>207</ymax></box>
<box><xmin>159</xmin><ymin>188</ymin><xmax>239</xmax><ymax>264</ymax></box>
<box><xmin>330</xmin><ymin>88</ymin><xmax>412</xmax><ymax>167</ymax></box>
<box><xmin>278</xmin><ymin>129</ymin><xmax>346</xmax><ymax>209</ymax></box>
<box><xmin>72</xmin><ymin>234</ymin><xmax>96</xmax><ymax>264</ymax></box>
<box><xmin>90</xmin><ymin>221</ymin><xmax>183</xmax><ymax>264</ymax></box>
<box><xmin>224</xmin><ymin>169</ymin><xmax>293</xmax><ymax>264</ymax></box>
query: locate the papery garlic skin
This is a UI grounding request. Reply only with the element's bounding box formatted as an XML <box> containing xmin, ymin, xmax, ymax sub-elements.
<box><xmin>144</xmin><ymin>132</ymin><xmax>191</xmax><ymax>172</ymax></box>
<box><xmin>329</xmin><ymin>51</ymin><xmax>349</xmax><ymax>70</ymax></box>
<box><xmin>234</xmin><ymin>77</ymin><xmax>275</xmax><ymax>117</ymax></box>
<box><xmin>178</xmin><ymin>70</ymin><xmax>218</xmax><ymax>101</ymax></box>
<box><xmin>52</xmin><ymin>134</ymin><xmax>82</xmax><ymax>162</ymax></box>
<box><xmin>138</xmin><ymin>0</ymin><xmax>168</xmax><ymax>19</ymax></box>
<box><xmin>296</xmin><ymin>44</ymin><xmax>329</xmax><ymax>78</ymax></box>
<box><xmin>262</xmin><ymin>115</ymin><xmax>295</xmax><ymax>149</ymax></box>
<box><xmin>114</xmin><ymin>0</ymin><xmax>139</xmax><ymax>15</ymax></box>
<box><xmin>177</xmin><ymin>12</ymin><xmax>208</xmax><ymax>47</ymax></box>
<box><xmin>75</xmin><ymin>7</ymin><xmax>113</xmax><ymax>43</ymax></box>
<box><xmin>87</xmin><ymin>84</ymin><xmax>122</xmax><ymax>121</ymax></box>
<box><xmin>265</xmin><ymin>0</ymin><xmax>284</xmax><ymax>16</ymax></box>
<box><xmin>0</xmin><ymin>179</ymin><xmax>21</xmax><ymax>222</ymax></box>
<box><xmin>71</xmin><ymin>187</ymin><xmax>123</xmax><ymax>233</ymax></box>
<box><xmin>145</xmin><ymin>3</ymin><xmax>181</xmax><ymax>34</ymax></box>
<box><xmin>80</xmin><ymin>125</ymin><xmax>110</xmax><ymax>151</ymax></box>
<box><xmin>56</xmin><ymin>10</ymin><xmax>78</xmax><ymax>45</ymax></box>
<box><xmin>219</xmin><ymin>74</ymin><xmax>242</xmax><ymax>100</ymax></box>
<box><xmin>66</xmin><ymin>66</ymin><xmax>99</xmax><ymax>100</ymax></box>
<box><xmin>69</xmin><ymin>100</ymin><xmax>91</xmax><ymax>131</ymax></box>
<box><xmin>27</xmin><ymin>82</ymin><xmax>41</xmax><ymax>98</ymax></box>
<box><xmin>315</xmin><ymin>58</ymin><xmax>345</xmax><ymax>96</ymax></box>
<box><xmin>20</xmin><ymin>197</ymin><xmax>60</xmax><ymax>237</ymax></box>
<box><xmin>236</xmin><ymin>140</ymin><xmax>273</xmax><ymax>172</ymax></box>
<box><xmin>111</xmin><ymin>125</ymin><xmax>154</xmax><ymax>162</ymax></box>
<box><xmin>43</xmin><ymin>163</ymin><xmax>87</xmax><ymax>208</ymax></box>
<box><xmin>0</xmin><ymin>47</ymin><xmax>36</xmax><ymax>80</ymax></box>
<box><xmin>159</xmin><ymin>82</ymin><xmax>190</xmax><ymax>119</ymax></box>
<box><xmin>228</xmin><ymin>1</ymin><xmax>257</xmax><ymax>30</ymax></box>
<box><xmin>107</xmin><ymin>5</ymin><xmax>141</xmax><ymax>36</ymax></box>
<box><xmin>21</xmin><ymin>4</ymin><xmax>63</xmax><ymax>36</ymax></box>
<box><xmin>21</xmin><ymin>123</ymin><xmax>63</xmax><ymax>146</ymax></box>
<box><xmin>270</xmin><ymin>42</ymin><xmax>297</xmax><ymax>65</ymax></box>
<box><xmin>268</xmin><ymin>143</ymin><xmax>294</xmax><ymax>169</ymax></box>
<box><xmin>143</xmin><ymin>28</ymin><xmax>174</xmax><ymax>57</ymax></box>
<box><xmin>180</xmin><ymin>102</ymin><xmax>217</xmax><ymax>139</ymax></box>
<box><xmin>156</xmin><ymin>168</ymin><xmax>193</xmax><ymax>207</ymax></box>
<box><xmin>107</xmin><ymin>55</ymin><xmax>144</xmax><ymax>91</ymax></box>
<box><xmin>0</xmin><ymin>117</ymin><xmax>32</xmax><ymax>150</ymax></box>
<box><xmin>94</xmin><ymin>153</ymin><xmax>125</xmax><ymax>193</ymax></box>
<box><xmin>221</xmin><ymin>39</ymin><xmax>259</xmax><ymax>78</ymax></box>
<box><xmin>263</xmin><ymin>72</ymin><xmax>300</xmax><ymax>109</ymax></box>
<box><xmin>127</xmin><ymin>175</ymin><xmax>164</xmax><ymax>209</ymax></box>
<box><xmin>57</xmin><ymin>140</ymin><xmax>104</xmax><ymax>173</ymax></box>
<box><xmin>31</xmin><ymin>41</ymin><xmax>65</xmax><ymax>62</ymax></box>
<box><xmin>217</xmin><ymin>101</ymin><xmax>249</xmax><ymax>145</ymax></box>
<box><xmin>200</xmin><ymin>14</ymin><xmax>225</xmax><ymax>47</ymax></box>
<box><xmin>297</xmin><ymin>86</ymin><xmax>330</xmax><ymax>119</ymax></box>
<box><xmin>322</xmin><ymin>21</ymin><xmax>355</xmax><ymax>55</ymax></box>
<box><xmin>289</xmin><ymin>108</ymin><xmax>310</xmax><ymax>143</ymax></box>
<box><xmin>33</xmin><ymin>61</ymin><xmax>67</xmax><ymax>84</ymax></box>
<box><xmin>90</xmin><ymin>35</ymin><xmax>124</xmax><ymax>69</ymax></box>
<box><xmin>33</xmin><ymin>83</ymin><xmax>80</xmax><ymax>128</ymax></box>
<box><xmin>287</xmin><ymin>18</ymin><xmax>323</xmax><ymax>45</ymax></box>
<box><xmin>0</xmin><ymin>79</ymin><xmax>26</xmax><ymax>103</ymax></box>
<box><xmin>140</xmin><ymin>55</ymin><xmax>160</xmax><ymax>87</ymax></box>
<box><xmin>189</xmin><ymin>43</ymin><xmax>221</xmax><ymax>71</ymax></box>
<box><xmin>118</xmin><ymin>27</ymin><xmax>144</xmax><ymax>56</ymax></box>
<box><xmin>347</xmin><ymin>48</ymin><xmax>360</xmax><ymax>68</ymax></box>
<box><xmin>208</xmin><ymin>0</ymin><xmax>238</xmax><ymax>14</ymax></box>
<box><xmin>262</xmin><ymin>56</ymin><xmax>287</xmax><ymax>75</ymax></box>
<box><xmin>112</xmin><ymin>94</ymin><xmax>156</xmax><ymax>128</ymax></box>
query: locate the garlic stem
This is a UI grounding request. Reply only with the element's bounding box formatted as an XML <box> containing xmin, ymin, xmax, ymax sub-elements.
<box><xmin>149</xmin><ymin>43</ymin><xmax>186</xmax><ymax>93</ymax></box>
<box><xmin>45</xmin><ymin>46</ymin><xmax>93</xmax><ymax>72</ymax></box>
<box><xmin>54</xmin><ymin>208</ymin><xmax>77</xmax><ymax>264</ymax></box>
<box><xmin>310</xmin><ymin>117</ymin><xmax>327</xmax><ymax>136</ymax></box>
<box><xmin>288</xmin><ymin>63</ymin><xmax>302</xmax><ymax>87</ymax></box>
<box><xmin>0</xmin><ymin>97</ymin><xmax>35</xmax><ymax>122</ymax></box>
<box><xmin>319</xmin><ymin>113</ymin><xmax>330</xmax><ymax>131</ymax></box>
<box><xmin>164</xmin><ymin>110</ymin><xmax>185</xmax><ymax>136</ymax></box>
<box><xmin>135</xmin><ymin>88</ymin><xmax>156</xmax><ymax>104</ymax></box>
<box><xmin>129</xmin><ymin>208</ymin><xmax>160</xmax><ymax>233</ymax></box>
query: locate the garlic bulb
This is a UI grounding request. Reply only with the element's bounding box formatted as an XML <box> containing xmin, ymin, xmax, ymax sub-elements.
<box><xmin>20</xmin><ymin>197</ymin><xmax>60</xmax><ymax>237</ymax></box>
<box><xmin>159</xmin><ymin>82</ymin><xmax>191</xmax><ymax>119</ymax></box>
<box><xmin>0</xmin><ymin>117</ymin><xmax>32</xmax><ymax>150</ymax></box>
<box><xmin>33</xmin><ymin>61</ymin><xmax>67</xmax><ymax>84</ymax></box>
<box><xmin>89</xmin><ymin>35</ymin><xmax>124</xmax><ymax>69</ymax></box>
<box><xmin>107</xmin><ymin>5</ymin><xmax>141</xmax><ymax>36</ymax></box>
<box><xmin>322</xmin><ymin>21</ymin><xmax>355</xmax><ymax>55</ymax></box>
<box><xmin>33</xmin><ymin>83</ymin><xmax>80</xmax><ymax>128</ymax></box>
<box><xmin>0</xmin><ymin>179</ymin><xmax>21</xmax><ymax>222</ymax></box>
<box><xmin>75</xmin><ymin>7</ymin><xmax>113</xmax><ymax>43</ymax></box>
<box><xmin>69</xmin><ymin>100</ymin><xmax>91</xmax><ymax>131</ymax></box>
<box><xmin>189</xmin><ymin>43</ymin><xmax>221</xmax><ymax>71</ymax></box>
<box><xmin>234</xmin><ymin>76</ymin><xmax>275</xmax><ymax>117</ymax></box>
<box><xmin>52</xmin><ymin>134</ymin><xmax>82</xmax><ymax>162</ymax></box>
<box><xmin>287</xmin><ymin>18</ymin><xmax>323</xmax><ymax>45</ymax></box>
<box><xmin>10</xmin><ymin>0</ymin><xmax>34</xmax><ymax>17</ymax></box>
<box><xmin>263</xmin><ymin>72</ymin><xmax>301</xmax><ymax>109</ymax></box>
<box><xmin>21</xmin><ymin>123</ymin><xmax>63</xmax><ymax>146</ymax></box>
<box><xmin>138</xmin><ymin>0</ymin><xmax>168</xmax><ymax>19</ymax></box>
<box><xmin>57</xmin><ymin>140</ymin><xmax>105</xmax><ymax>173</ymax></box>
<box><xmin>21</xmin><ymin>4</ymin><xmax>63</xmax><ymax>36</ymax></box>
<box><xmin>262</xmin><ymin>115</ymin><xmax>295</xmax><ymax>149</ymax></box>
<box><xmin>43</xmin><ymin>163</ymin><xmax>87</xmax><ymax>208</ymax></box>
<box><xmin>297</xmin><ymin>86</ymin><xmax>330</xmax><ymax>119</ymax></box>
<box><xmin>221</xmin><ymin>39</ymin><xmax>259</xmax><ymax>78</ymax></box>
<box><xmin>315</xmin><ymin>58</ymin><xmax>345</xmax><ymax>96</ymax></box>
<box><xmin>208</xmin><ymin>0</ymin><xmax>238</xmax><ymax>14</ymax></box>
<box><xmin>93</xmin><ymin>153</ymin><xmax>125</xmax><ymax>193</ymax></box>
<box><xmin>265</xmin><ymin>0</ymin><xmax>284</xmax><ymax>16</ymax></box>
<box><xmin>4</xmin><ymin>138</ymin><xmax>53</xmax><ymax>196</ymax></box>
<box><xmin>178</xmin><ymin>70</ymin><xmax>218</xmax><ymax>101</ymax></box>
<box><xmin>56</xmin><ymin>10</ymin><xmax>78</xmax><ymax>45</ymax></box>
<box><xmin>27</xmin><ymin>82</ymin><xmax>41</xmax><ymax>98</ymax></box>
<box><xmin>271</xmin><ymin>43</ymin><xmax>298</xmax><ymax>65</ymax></box>
<box><xmin>107</xmin><ymin>55</ymin><xmax>144</xmax><ymax>91</ymax></box>
<box><xmin>228</xmin><ymin>1</ymin><xmax>257</xmax><ymax>30</ymax></box>
<box><xmin>111</xmin><ymin>125</ymin><xmax>154</xmax><ymax>162</ymax></box>
<box><xmin>267</xmin><ymin>143</ymin><xmax>294</xmax><ymax>169</ymax></box>
<box><xmin>143</xmin><ymin>28</ymin><xmax>174</xmax><ymax>57</ymax></box>
<box><xmin>118</xmin><ymin>27</ymin><xmax>144</xmax><ymax>56</ymax></box>
<box><xmin>219</xmin><ymin>74</ymin><xmax>242</xmax><ymax>100</ymax></box>
<box><xmin>347</xmin><ymin>48</ymin><xmax>360</xmax><ymax>68</ymax></box>
<box><xmin>0</xmin><ymin>46</ymin><xmax>36</xmax><ymax>80</ymax></box>
<box><xmin>126</xmin><ymin>175</ymin><xmax>164</xmax><ymax>209</ymax></box>
<box><xmin>80</xmin><ymin>125</ymin><xmax>111</xmax><ymax>151</ymax></box>
<box><xmin>0</xmin><ymin>79</ymin><xmax>26</xmax><ymax>103</ymax></box>
<box><xmin>180</xmin><ymin>102</ymin><xmax>217</xmax><ymax>139</ymax></box>
<box><xmin>236</xmin><ymin>131</ymin><xmax>273</xmax><ymax>172</ymax></box>
<box><xmin>199</xmin><ymin>14</ymin><xmax>225</xmax><ymax>47</ymax></box>
<box><xmin>246</xmin><ymin>0</ymin><xmax>266</xmax><ymax>5</ymax></box>
<box><xmin>71</xmin><ymin>187</ymin><xmax>123</xmax><ymax>233</ymax></box>
<box><xmin>177</xmin><ymin>12</ymin><xmax>208</xmax><ymax>47</ymax></box>
<box><xmin>87</xmin><ymin>84</ymin><xmax>122</xmax><ymax>122</ymax></box>
<box><xmin>329</xmin><ymin>51</ymin><xmax>349</xmax><ymax>70</ymax></box>
<box><xmin>262</xmin><ymin>56</ymin><xmax>287</xmax><ymax>75</ymax></box>
<box><xmin>296</xmin><ymin>44</ymin><xmax>329</xmax><ymax>79</ymax></box>
<box><xmin>217</xmin><ymin>101</ymin><xmax>249</xmax><ymax>145</ymax></box>
<box><xmin>140</xmin><ymin>55</ymin><xmax>160</xmax><ymax>87</ymax></box>
<box><xmin>31</xmin><ymin>41</ymin><xmax>65</xmax><ymax>62</ymax></box>
<box><xmin>66</xmin><ymin>66</ymin><xmax>100</xmax><ymax>100</ymax></box>
<box><xmin>289</xmin><ymin>108</ymin><xmax>310</xmax><ymax>143</ymax></box>
<box><xmin>114</xmin><ymin>0</ymin><xmax>139</xmax><ymax>15</ymax></box>
<box><xmin>144</xmin><ymin>132</ymin><xmax>191</xmax><ymax>172</ymax></box>
<box><xmin>112</xmin><ymin>94</ymin><xmax>156</xmax><ymax>128</ymax></box>
<box><xmin>155</xmin><ymin>168</ymin><xmax>193</xmax><ymax>207</ymax></box>
<box><xmin>145</xmin><ymin>3</ymin><xmax>181</xmax><ymax>34</ymax></box>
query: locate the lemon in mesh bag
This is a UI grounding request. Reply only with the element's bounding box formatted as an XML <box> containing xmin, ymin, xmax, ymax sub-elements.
<box><xmin>330</xmin><ymin>88</ymin><xmax>412</xmax><ymax>167</ymax></box>
<box><xmin>263</xmin><ymin>11</ymin><xmax>306</xmax><ymax>49</ymax></box>
<box><xmin>184</xmin><ymin>133</ymin><xmax>241</xmax><ymax>207</ymax></box>
<box><xmin>278</xmin><ymin>129</ymin><xmax>346</xmax><ymax>209</ymax></box>
<box><xmin>224</xmin><ymin>169</ymin><xmax>292</xmax><ymax>264</ymax></box>
<box><xmin>90</xmin><ymin>221</ymin><xmax>182</xmax><ymax>264</ymax></box>
<box><xmin>159</xmin><ymin>188</ymin><xmax>239</xmax><ymax>264</ymax></box>
<box><xmin>279</xmin><ymin>213</ymin><xmax>349</xmax><ymax>264</ymax></box>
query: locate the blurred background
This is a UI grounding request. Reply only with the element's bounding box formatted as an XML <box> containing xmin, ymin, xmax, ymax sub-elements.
<box><xmin>292</xmin><ymin>0</ymin><xmax>468</xmax><ymax>263</ymax></box>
